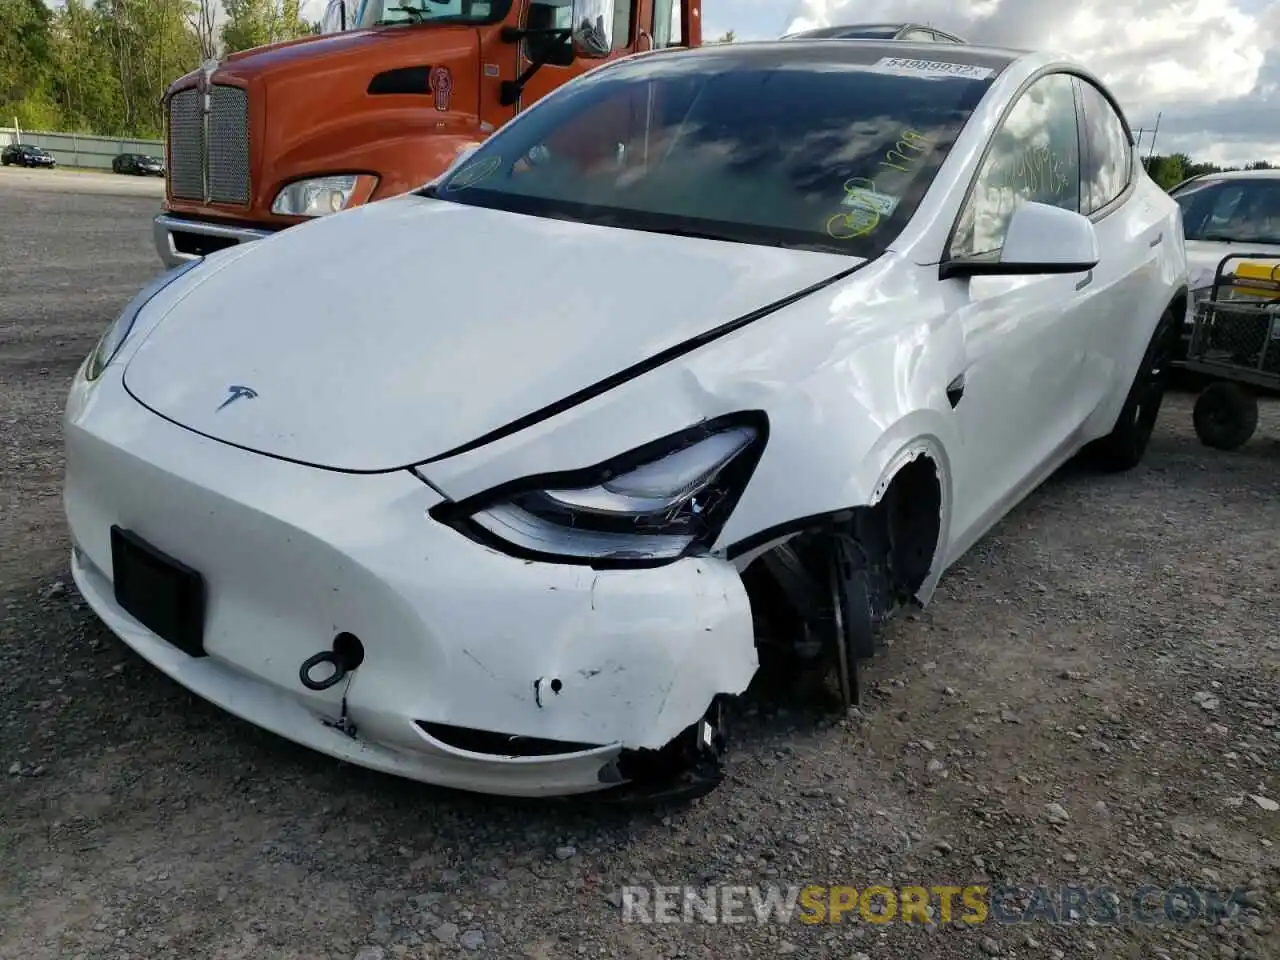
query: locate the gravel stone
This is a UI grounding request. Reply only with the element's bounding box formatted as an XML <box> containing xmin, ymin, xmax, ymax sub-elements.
<box><xmin>1</xmin><ymin>170</ymin><xmax>1278</xmax><ymax>960</ymax></box>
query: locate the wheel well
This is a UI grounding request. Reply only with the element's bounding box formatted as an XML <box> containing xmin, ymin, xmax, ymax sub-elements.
<box><xmin>739</xmin><ymin>452</ymin><xmax>944</xmax><ymax>658</ymax></box>
<box><xmin>1167</xmin><ymin>287</ymin><xmax>1188</xmax><ymax>326</ymax></box>
<box><xmin>877</xmin><ymin>452</ymin><xmax>943</xmax><ymax>597</ymax></box>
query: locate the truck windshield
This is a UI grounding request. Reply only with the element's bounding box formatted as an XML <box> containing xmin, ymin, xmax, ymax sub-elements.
<box><xmin>354</xmin><ymin>0</ymin><xmax>511</xmax><ymax>27</ymax></box>
<box><xmin>430</xmin><ymin>43</ymin><xmax>1000</xmax><ymax>256</ymax></box>
<box><xmin>1173</xmin><ymin>177</ymin><xmax>1280</xmax><ymax>246</ymax></box>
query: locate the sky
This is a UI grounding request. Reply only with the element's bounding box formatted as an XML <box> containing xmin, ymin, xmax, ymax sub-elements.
<box><xmin>708</xmin><ymin>0</ymin><xmax>1280</xmax><ymax>167</ymax></box>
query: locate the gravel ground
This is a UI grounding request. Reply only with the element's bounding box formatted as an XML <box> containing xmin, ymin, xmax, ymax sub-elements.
<box><xmin>1</xmin><ymin>179</ymin><xmax>1277</xmax><ymax>960</ymax></box>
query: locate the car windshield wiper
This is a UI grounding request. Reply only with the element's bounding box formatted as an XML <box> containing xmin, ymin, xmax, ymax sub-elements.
<box><xmin>384</xmin><ymin>6</ymin><xmax>427</xmax><ymax>21</ymax></box>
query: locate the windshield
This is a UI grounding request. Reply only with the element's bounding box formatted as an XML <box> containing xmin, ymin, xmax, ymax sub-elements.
<box><xmin>353</xmin><ymin>0</ymin><xmax>511</xmax><ymax>27</ymax></box>
<box><xmin>1174</xmin><ymin>177</ymin><xmax>1280</xmax><ymax>246</ymax></box>
<box><xmin>431</xmin><ymin>44</ymin><xmax>998</xmax><ymax>256</ymax></box>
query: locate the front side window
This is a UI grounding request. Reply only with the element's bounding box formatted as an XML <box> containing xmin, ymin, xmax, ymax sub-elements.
<box><xmin>949</xmin><ymin>72</ymin><xmax>1081</xmax><ymax>259</ymax></box>
<box><xmin>1174</xmin><ymin>177</ymin><xmax>1280</xmax><ymax>245</ymax></box>
<box><xmin>1075</xmin><ymin>78</ymin><xmax>1132</xmax><ymax>214</ymax></box>
<box><xmin>432</xmin><ymin>47</ymin><xmax>999</xmax><ymax>256</ymax></box>
<box><xmin>353</xmin><ymin>0</ymin><xmax>512</xmax><ymax>27</ymax></box>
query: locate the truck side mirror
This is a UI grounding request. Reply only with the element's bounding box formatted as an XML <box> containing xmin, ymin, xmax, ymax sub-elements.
<box><xmin>571</xmin><ymin>0</ymin><xmax>616</xmax><ymax>58</ymax></box>
<box><xmin>320</xmin><ymin>0</ymin><xmax>347</xmax><ymax>34</ymax></box>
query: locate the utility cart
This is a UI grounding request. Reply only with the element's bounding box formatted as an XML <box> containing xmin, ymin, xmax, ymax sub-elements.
<box><xmin>1184</xmin><ymin>253</ymin><xmax>1280</xmax><ymax>450</ymax></box>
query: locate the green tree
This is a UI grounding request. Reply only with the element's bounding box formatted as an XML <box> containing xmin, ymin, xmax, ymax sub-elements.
<box><xmin>713</xmin><ymin>29</ymin><xmax>735</xmax><ymax>43</ymax></box>
<box><xmin>1144</xmin><ymin>152</ymin><xmax>1188</xmax><ymax>191</ymax></box>
<box><xmin>0</xmin><ymin>0</ymin><xmax>62</xmax><ymax>128</ymax></box>
<box><xmin>222</xmin><ymin>0</ymin><xmax>315</xmax><ymax>54</ymax></box>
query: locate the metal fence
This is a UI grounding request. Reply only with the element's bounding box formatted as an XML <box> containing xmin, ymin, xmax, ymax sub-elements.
<box><xmin>0</xmin><ymin>126</ymin><xmax>163</xmax><ymax>170</ymax></box>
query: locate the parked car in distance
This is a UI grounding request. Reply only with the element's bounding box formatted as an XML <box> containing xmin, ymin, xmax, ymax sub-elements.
<box><xmin>782</xmin><ymin>22</ymin><xmax>966</xmax><ymax>42</ymax></box>
<box><xmin>1</xmin><ymin>144</ymin><xmax>56</xmax><ymax>168</ymax></box>
<box><xmin>64</xmin><ymin>36</ymin><xmax>1188</xmax><ymax>801</ymax></box>
<box><xmin>1168</xmin><ymin>168</ymin><xmax>1280</xmax><ymax>357</ymax></box>
<box><xmin>113</xmin><ymin>153</ymin><xmax>165</xmax><ymax>177</ymax></box>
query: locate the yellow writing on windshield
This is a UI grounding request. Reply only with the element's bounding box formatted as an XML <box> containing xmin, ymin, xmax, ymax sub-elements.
<box><xmin>879</xmin><ymin>129</ymin><xmax>932</xmax><ymax>173</ymax></box>
<box><xmin>826</xmin><ymin>129</ymin><xmax>936</xmax><ymax>240</ymax></box>
<box><xmin>827</xmin><ymin>207</ymin><xmax>880</xmax><ymax>240</ymax></box>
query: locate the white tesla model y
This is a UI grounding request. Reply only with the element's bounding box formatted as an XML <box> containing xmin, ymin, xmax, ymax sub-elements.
<box><xmin>63</xmin><ymin>33</ymin><xmax>1188</xmax><ymax>798</ymax></box>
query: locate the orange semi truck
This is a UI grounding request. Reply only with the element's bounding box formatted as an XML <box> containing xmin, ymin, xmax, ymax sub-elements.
<box><xmin>153</xmin><ymin>0</ymin><xmax>702</xmax><ymax>266</ymax></box>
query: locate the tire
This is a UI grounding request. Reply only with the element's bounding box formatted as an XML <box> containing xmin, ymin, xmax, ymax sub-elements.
<box><xmin>1087</xmin><ymin>304</ymin><xmax>1179</xmax><ymax>471</ymax></box>
<box><xmin>1193</xmin><ymin>382</ymin><xmax>1258</xmax><ymax>450</ymax></box>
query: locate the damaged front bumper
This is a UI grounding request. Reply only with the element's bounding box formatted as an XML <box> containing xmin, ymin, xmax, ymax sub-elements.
<box><xmin>63</xmin><ymin>371</ymin><xmax>758</xmax><ymax>797</ymax></box>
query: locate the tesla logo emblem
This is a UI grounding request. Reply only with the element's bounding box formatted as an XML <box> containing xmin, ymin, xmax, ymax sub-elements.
<box><xmin>217</xmin><ymin>385</ymin><xmax>258</xmax><ymax>411</ymax></box>
<box><xmin>430</xmin><ymin>66</ymin><xmax>452</xmax><ymax>112</ymax></box>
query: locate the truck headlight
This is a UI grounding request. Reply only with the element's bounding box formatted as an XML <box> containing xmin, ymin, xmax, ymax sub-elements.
<box><xmin>271</xmin><ymin>175</ymin><xmax>377</xmax><ymax>217</ymax></box>
<box><xmin>428</xmin><ymin>413</ymin><xmax>769</xmax><ymax>568</ymax></box>
<box><xmin>85</xmin><ymin>259</ymin><xmax>203</xmax><ymax>381</ymax></box>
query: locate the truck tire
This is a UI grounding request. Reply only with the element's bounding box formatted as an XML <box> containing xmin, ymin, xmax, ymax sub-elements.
<box><xmin>1193</xmin><ymin>382</ymin><xmax>1258</xmax><ymax>451</ymax></box>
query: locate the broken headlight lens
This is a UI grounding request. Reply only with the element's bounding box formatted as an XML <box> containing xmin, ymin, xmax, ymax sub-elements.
<box><xmin>435</xmin><ymin>415</ymin><xmax>768</xmax><ymax>566</ymax></box>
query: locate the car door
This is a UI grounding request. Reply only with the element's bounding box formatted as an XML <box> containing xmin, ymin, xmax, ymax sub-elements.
<box><xmin>1072</xmin><ymin>76</ymin><xmax>1166</xmax><ymax>405</ymax></box>
<box><xmin>940</xmin><ymin>71</ymin><xmax>1095</xmax><ymax>547</ymax></box>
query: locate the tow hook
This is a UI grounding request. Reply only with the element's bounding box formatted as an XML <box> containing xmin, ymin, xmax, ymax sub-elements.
<box><xmin>300</xmin><ymin>633</ymin><xmax>365</xmax><ymax>739</ymax></box>
<box><xmin>300</xmin><ymin>632</ymin><xmax>365</xmax><ymax>691</ymax></box>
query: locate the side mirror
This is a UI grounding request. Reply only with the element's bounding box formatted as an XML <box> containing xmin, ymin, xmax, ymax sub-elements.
<box><xmin>941</xmin><ymin>201</ymin><xmax>1100</xmax><ymax>280</ymax></box>
<box><xmin>319</xmin><ymin>0</ymin><xmax>347</xmax><ymax>34</ymax></box>
<box><xmin>570</xmin><ymin>0</ymin><xmax>616</xmax><ymax>58</ymax></box>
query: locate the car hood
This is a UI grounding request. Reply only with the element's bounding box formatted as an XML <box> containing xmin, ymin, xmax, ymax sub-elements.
<box><xmin>123</xmin><ymin>195</ymin><xmax>859</xmax><ymax>472</ymax></box>
<box><xmin>1186</xmin><ymin>238</ymin><xmax>1280</xmax><ymax>292</ymax></box>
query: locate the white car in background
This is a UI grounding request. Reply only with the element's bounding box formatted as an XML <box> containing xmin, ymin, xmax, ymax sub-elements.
<box><xmin>63</xmin><ymin>23</ymin><xmax>1188</xmax><ymax>800</ymax></box>
<box><xmin>1170</xmin><ymin>168</ymin><xmax>1280</xmax><ymax>356</ymax></box>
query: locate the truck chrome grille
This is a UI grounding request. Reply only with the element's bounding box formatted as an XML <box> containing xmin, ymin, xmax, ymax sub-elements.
<box><xmin>166</xmin><ymin>83</ymin><xmax>251</xmax><ymax>206</ymax></box>
<box><xmin>167</xmin><ymin>89</ymin><xmax>204</xmax><ymax>201</ymax></box>
<box><xmin>208</xmin><ymin>85</ymin><xmax>250</xmax><ymax>204</ymax></box>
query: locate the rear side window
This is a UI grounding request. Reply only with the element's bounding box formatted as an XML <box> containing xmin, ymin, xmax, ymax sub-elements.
<box><xmin>1075</xmin><ymin>78</ymin><xmax>1132</xmax><ymax>214</ymax></box>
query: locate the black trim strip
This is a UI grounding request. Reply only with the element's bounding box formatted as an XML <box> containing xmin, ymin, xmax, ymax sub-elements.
<box><xmin>121</xmin><ymin>259</ymin><xmax>869</xmax><ymax>476</ymax></box>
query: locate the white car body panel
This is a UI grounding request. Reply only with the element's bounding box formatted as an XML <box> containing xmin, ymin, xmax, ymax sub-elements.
<box><xmin>123</xmin><ymin>196</ymin><xmax>857</xmax><ymax>471</ymax></box>
<box><xmin>66</xmin><ymin>363</ymin><xmax>757</xmax><ymax>794</ymax></box>
<box><xmin>62</xmin><ymin>41</ymin><xmax>1190</xmax><ymax>797</ymax></box>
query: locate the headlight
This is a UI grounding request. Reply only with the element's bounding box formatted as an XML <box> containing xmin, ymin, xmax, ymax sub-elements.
<box><xmin>85</xmin><ymin>259</ymin><xmax>203</xmax><ymax>381</ymax></box>
<box><xmin>271</xmin><ymin>175</ymin><xmax>377</xmax><ymax>216</ymax></box>
<box><xmin>430</xmin><ymin>413</ymin><xmax>769</xmax><ymax>568</ymax></box>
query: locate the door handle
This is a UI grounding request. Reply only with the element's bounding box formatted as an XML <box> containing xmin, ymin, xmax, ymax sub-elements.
<box><xmin>1148</xmin><ymin>231</ymin><xmax>1163</xmax><ymax>248</ymax></box>
<box><xmin>1074</xmin><ymin>270</ymin><xmax>1093</xmax><ymax>291</ymax></box>
<box><xmin>946</xmin><ymin>372</ymin><xmax>966</xmax><ymax>408</ymax></box>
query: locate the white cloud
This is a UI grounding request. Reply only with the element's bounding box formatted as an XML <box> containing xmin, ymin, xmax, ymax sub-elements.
<box><xmin>720</xmin><ymin>0</ymin><xmax>1280</xmax><ymax>166</ymax></box>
